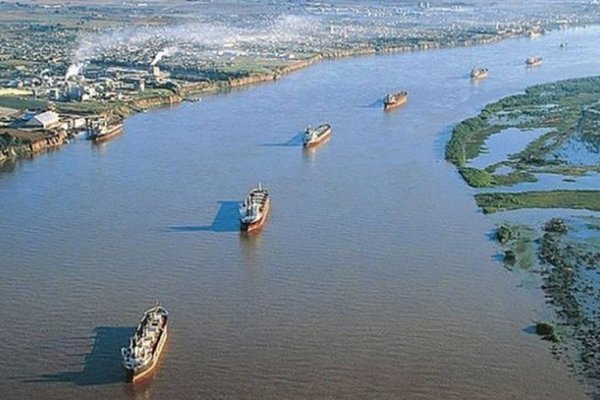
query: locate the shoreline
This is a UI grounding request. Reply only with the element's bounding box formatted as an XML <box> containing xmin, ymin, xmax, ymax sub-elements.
<box><xmin>445</xmin><ymin>70</ymin><xmax>600</xmax><ymax>393</ymax></box>
<box><xmin>0</xmin><ymin>25</ymin><xmax>568</xmax><ymax>167</ymax></box>
<box><xmin>177</xmin><ymin>28</ymin><xmax>527</xmax><ymax>97</ymax></box>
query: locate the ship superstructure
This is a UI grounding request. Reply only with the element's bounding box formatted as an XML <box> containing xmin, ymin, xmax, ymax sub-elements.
<box><xmin>526</xmin><ymin>57</ymin><xmax>543</xmax><ymax>67</ymax></box>
<box><xmin>470</xmin><ymin>67</ymin><xmax>488</xmax><ymax>80</ymax></box>
<box><xmin>303</xmin><ymin>123</ymin><xmax>332</xmax><ymax>148</ymax></box>
<box><xmin>121</xmin><ymin>304</ymin><xmax>169</xmax><ymax>382</ymax></box>
<box><xmin>239</xmin><ymin>183</ymin><xmax>270</xmax><ymax>232</ymax></box>
<box><xmin>383</xmin><ymin>91</ymin><xmax>408</xmax><ymax>111</ymax></box>
<box><xmin>87</xmin><ymin>119</ymin><xmax>123</xmax><ymax>142</ymax></box>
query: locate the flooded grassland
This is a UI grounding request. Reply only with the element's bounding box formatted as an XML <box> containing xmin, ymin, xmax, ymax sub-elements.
<box><xmin>446</xmin><ymin>76</ymin><xmax>600</xmax><ymax>394</ymax></box>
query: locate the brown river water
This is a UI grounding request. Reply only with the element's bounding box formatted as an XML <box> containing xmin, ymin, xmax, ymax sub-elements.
<box><xmin>2</xmin><ymin>27</ymin><xmax>600</xmax><ymax>400</ymax></box>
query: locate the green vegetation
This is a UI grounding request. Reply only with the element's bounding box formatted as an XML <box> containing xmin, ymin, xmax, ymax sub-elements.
<box><xmin>469</xmin><ymin>77</ymin><xmax>600</xmax><ymax>388</ymax></box>
<box><xmin>504</xmin><ymin>249</ymin><xmax>516</xmax><ymax>266</ymax></box>
<box><xmin>56</xmin><ymin>100</ymin><xmax>114</xmax><ymax>115</ymax></box>
<box><xmin>530</xmin><ymin>218</ymin><xmax>600</xmax><ymax>382</ymax></box>
<box><xmin>220</xmin><ymin>58</ymin><xmax>284</xmax><ymax>76</ymax></box>
<box><xmin>446</xmin><ymin>76</ymin><xmax>600</xmax><ymax>188</ymax></box>
<box><xmin>495</xmin><ymin>223</ymin><xmax>536</xmax><ymax>270</ymax></box>
<box><xmin>496</xmin><ymin>224</ymin><xmax>513</xmax><ymax>244</ymax></box>
<box><xmin>544</xmin><ymin>218</ymin><xmax>569</xmax><ymax>234</ymax></box>
<box><xmin>131</xmin><ymin>88</ymin><xmax>175</xmax><ymax>100</ymax></box>
<box><xmin>494</xmin><ymin>215</ymin><xmax>600</xmax><ymax>377</ymax></box>
<box><xmin>476</xmin><ymin>190</ymin><xmax>600</xmax><ymax>214</ymax></box>
<box><xmin>0</xmin><ymin>96</ymin><xmax>47</xmax><ymax>110</ymax></box>
<box><xmin>535</xmin><ymin>321</ymin><xmax>562</xmax><ymax>343</ymax></box>
<box><xmin>458</xmin><ymin>166</ymin><xmax>495</xmax><ymax>187</ymax></box>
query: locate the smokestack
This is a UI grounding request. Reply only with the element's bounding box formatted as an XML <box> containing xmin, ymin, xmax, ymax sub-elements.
<box><xmin>150</xmin><ymin>50</ymin><xmax>166</xmax><ymax>67</ymax></box>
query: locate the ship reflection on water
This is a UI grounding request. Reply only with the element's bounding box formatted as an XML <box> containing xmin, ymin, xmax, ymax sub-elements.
<box><xmin>301</xmin><ymin>143</ymin><xmax>326</xmax><ymax>164</ymax></box>
<box><xmin>90</xmin><ymin>140</ymin><xmax>111</xmax><ymax>155</ymax></box>
<box><xmin>302</xmin><ymin>146</ymin><xmax>316</xmax><ymax>164</ymax></box>
<box><xmin>239</xmin><ymin>226</ymin><xmax>264</xmax><ymax>262</ymax></box>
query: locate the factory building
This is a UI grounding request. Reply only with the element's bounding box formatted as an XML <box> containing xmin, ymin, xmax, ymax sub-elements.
<box><xmin>24</xmin><ymin>111</ymin><xmax>60</xmax><ymax>129</ymax></box>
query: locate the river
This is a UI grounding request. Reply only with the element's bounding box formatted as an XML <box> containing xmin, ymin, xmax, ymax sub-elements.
<box><xmin>2</xmin><ymin>26</ymin><xmax>600</xmax><ymax>400</ymax></box>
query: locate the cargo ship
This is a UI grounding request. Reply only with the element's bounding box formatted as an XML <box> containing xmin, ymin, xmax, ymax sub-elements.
<box><xmin>525</xmin><ymin>57</ymin><xmax>543</xmax><ymax>67</ymax></box>
<box><xmin>383</xmin><ymin>91</ymin><xmax>408</xmax><ymax>111</ymax></box>
<box><xmin>303</xmin><ymin>123</ymin><xmax>332</xmax><ymax>148</ymax></box>
<box><xmin>470</xmin><ymin>67</ymin><xmax>488</xmax><ymax>80</ymax></box>
<box><xmin>121</xmin><ymin>304</ymin><xmax>168</xmax><ymax>382</ymax></box>
<box><xmin>239</xmin><ymin>183</ymin><xmax>270</xmax><ymax>232</ymax></box>
<box><xmin>87</xmin><ymin>120</ymin><xmax>123</xmax><ymax>142</ymax></box>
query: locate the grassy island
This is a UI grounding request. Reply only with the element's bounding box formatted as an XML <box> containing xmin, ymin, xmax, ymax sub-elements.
<box><xmin>493</xmin><ymin>216</ymin><xmax>600</xmax><ymax>391</ymax></box>
<box><xmin>446</xmin><ymin>76</ymin><xmax>600</xmax><ymax>188</ymax></box>
<box><xmin>475</xmin><ymin>190</ymin><xmax>600</xmax><ymax>214</ymax></box>
<box><xmin>465</xmin><ymin>77</ymin><xmax>600</xmax><ymax>392</ymax></box>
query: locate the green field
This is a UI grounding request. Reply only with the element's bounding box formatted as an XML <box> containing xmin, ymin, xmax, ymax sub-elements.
<box><xmin>0</xmin><ymin>96</ymin><xmax>47</xmax><ymax>110</ymax></box>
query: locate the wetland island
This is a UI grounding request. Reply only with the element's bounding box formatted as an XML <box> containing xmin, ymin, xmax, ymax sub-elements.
<box><xmin>447</xmin><ymin>75</ymin><xmax>600</xmax><ymax>393</ymax></box>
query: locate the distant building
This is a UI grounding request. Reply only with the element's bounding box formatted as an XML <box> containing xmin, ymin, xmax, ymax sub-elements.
<box><xmin>24</xmin><ymin>111</ymin><xmax>60</xmax><ymax>129</ymax></box>
<box><xmin>136</xmin><ymin>78</ymin><xmax>145</xmax><ymax>92</ymax></box>
<box><xmin>66</xmin><ymin>82</ymin><xmax>85</xmax><ymax>102</ymax></box>
<box><xmin>121</xmin><ymin>76</ymin><xmax>146</xmax><ymax>92</ymax></box>
<box><xmin>48</xmin><ymin>88</ymin><xmax>61</xmax><ymax>101</ymax></box>
<box><xmin>151</xmin><ymin>65</ymin><xmax>161</xmax><ymax>77</ymax></box>
<box><xmin>8</xmin><ymin>80</ymin><xmax>23</xmax><ymax>88</ymax></box>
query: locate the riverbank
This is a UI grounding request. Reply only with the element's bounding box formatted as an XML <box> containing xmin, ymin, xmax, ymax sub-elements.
<box><xmin>144</xmin><ymin>27</ymin><xmax>530</xmax><ymax>101</ymax></box>
<box><xmin>0</xmin><ymin>129</ymin><xmax>68</xmax><ymax>164</ymax></box>
<box><xmin>0</xmin><ymin>26</ymin><xmax>568</xmax><ymax>168</ymax></box>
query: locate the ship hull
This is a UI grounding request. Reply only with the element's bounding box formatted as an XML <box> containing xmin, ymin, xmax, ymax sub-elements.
<box><xmin>383</xmin><ymin>94</ymin><xmax>408</xmax><ymax>111</ymax></box>
<box><xmin>303</xmin><ymin>128</ymin><xmax>331</xmax><ymax>148</ymax></box>
<box><xmin>124</xmin><ymin>321</ymin><xmax>168</xmax><ymax>382</ymax></box>
<box><xmin>91</xmin><ymin>125</ymin><xmax>123</xmax><ymax>143</ymax></box>
<box><xmin>241</xmin><ymin>198</ymin><xmax>270</xmax><ymax>232</ymax></box>
<box><xmin>526</xmin><ymin>58</ymin><xmax>543</xmax><ymax>67</ymax></box>
<box><xmin>470</xmin><ymin>70</ymin><xmax>488</xmax><ymax>80</ymax></box>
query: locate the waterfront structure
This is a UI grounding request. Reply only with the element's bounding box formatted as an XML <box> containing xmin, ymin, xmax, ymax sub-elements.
<box><xmin>24</xmin><ymin>111</ymin><xmax>59</xmax><ymax>129</ymax></box>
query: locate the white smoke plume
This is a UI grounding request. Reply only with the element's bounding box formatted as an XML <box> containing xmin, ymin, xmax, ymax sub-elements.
<box><xmin>65</xmin><ymin>62</ymin><xmax>84</xmax><ymax>80</ymax></box>
<box><xmin>67</xmin><ymin>15</ymin><xmax>334</xmax><ymax>66</ymax></box>
<box><xmin>151</xmin><ymin>46</ymin><xmax>179</xmax><ymax>66</ymax></box>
